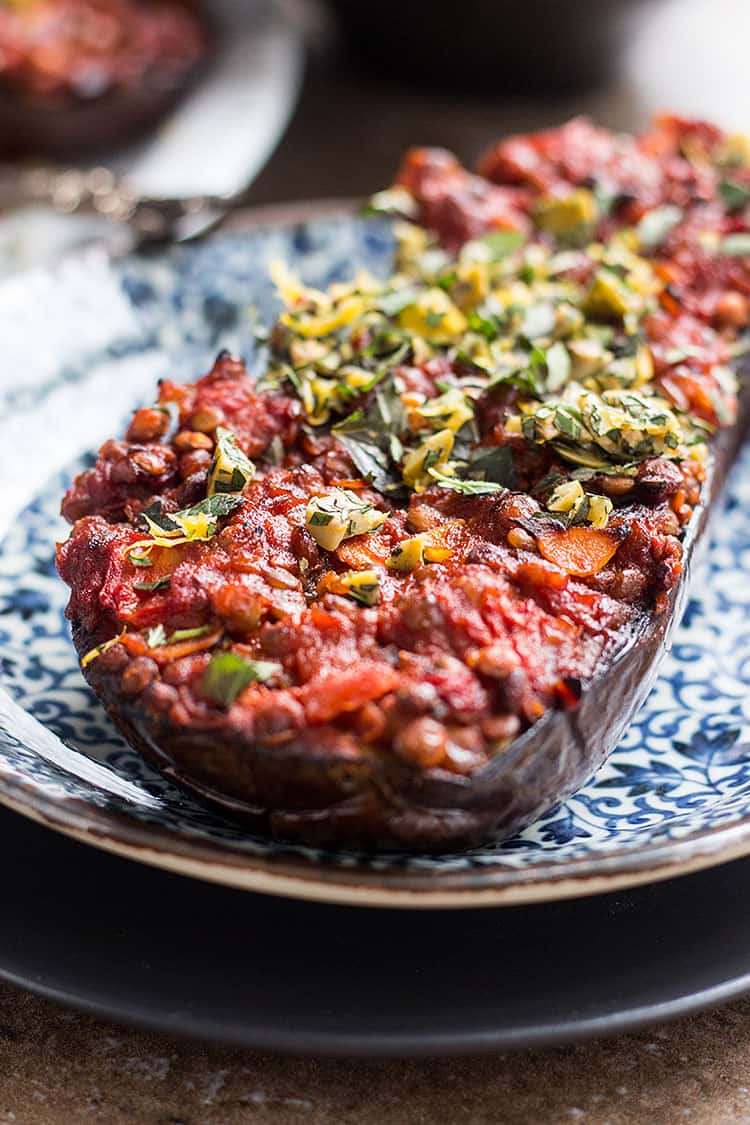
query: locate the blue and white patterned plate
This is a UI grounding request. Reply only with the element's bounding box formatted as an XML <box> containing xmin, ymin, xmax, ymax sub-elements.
<box><xmin>0</xmin><ymin>205</ymin><xmax>749</xmax><ymax>907</ymax></box>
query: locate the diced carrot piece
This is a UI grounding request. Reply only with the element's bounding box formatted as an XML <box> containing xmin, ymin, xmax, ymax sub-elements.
<box><xmin>337</xmin><ymin>535</ymin><xmax>392</xmax><ymax>568</ymax></box>
<box><xmin>535</xmin><ymin>527</ymin><xmax>621</xmax><ymax>578</ymax></box>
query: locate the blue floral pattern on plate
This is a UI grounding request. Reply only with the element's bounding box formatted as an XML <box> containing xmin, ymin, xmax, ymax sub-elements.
<box><xmin>0</xmin><ymin>213</ymin><xmax>749</xmax><ymax>898</ymax></box>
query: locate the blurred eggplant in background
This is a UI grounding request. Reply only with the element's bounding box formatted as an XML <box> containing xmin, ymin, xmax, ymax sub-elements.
<box><xmin>0</xmin><ymin>0</ymin><xmax>212</xmax><ymax>157</ymax></box>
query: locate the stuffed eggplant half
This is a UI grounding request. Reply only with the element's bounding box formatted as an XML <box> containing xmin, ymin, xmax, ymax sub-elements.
<box><xmin>58</xmin><ymin>115</ymin><xmax>750</xmax><ymax>851</ymax></box>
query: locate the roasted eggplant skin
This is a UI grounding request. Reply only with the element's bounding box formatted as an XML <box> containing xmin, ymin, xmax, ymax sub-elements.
<box><xmin>69</xmin><ymin>391</ymin><xmax>747</xmax><ymax>853</ymax></box>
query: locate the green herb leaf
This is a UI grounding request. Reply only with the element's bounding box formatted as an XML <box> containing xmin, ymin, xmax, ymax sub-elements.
<box><xmin>719</xmin><ymin>180</ymin><xmax>750</xmax><ymax>212</ymax></box>
<box><xmin>428</xmin><ymin>467</ymin><xmax>505</xmax><ymax>495</ymax></box>
<box><xmin>338</xmin><ymin>433</ymin><xmax>397</xmax><ymax>491</ymax></box>
<box><xmin>183</xmin><ymin>493</ymin><xmax>245</xmax><ymax>520</ymax></box>
<box><xmin>554</xmin><ymin>406</ymin><xmax>582</xmax><ymax>440</ymax></box>
<box><xmin>169</xmin><ymin>625</ymin><xmax>213</xmax><ymax>643</ymax></box>
<box><xmin>568</xmin><ymin>494</ymin><xmax>591</xmax><ymax>527</ymax></box>
<box><xmin>201</xmin><ymin>651</ymin><xmax>281</xmax><ymax>708</ymax></box>
<box><xmin>550</xmin><ymin>442</ymin><xmax>613</xmax><ymax>470</ymax></box>
<box><xmin>332</xmin><ymin>376</ymin><xmax>406</xmax><ymax>492</ymax></box>
<box><xmin>140</xmin><ymin>501</ymin><xmax>181</xmax><ymax>536</ymax></box>
<box><xmin>467</xmin><ymin>444</ymin><xmax>516</xmax><ymax>488</ymax></box>
<box><xmin>133</xmin><ymin>576</ymin><xmax>171</xmax><ymax>592</ymax></box>
<box><xmin>146</xmin><ymin>623</ymin><xmax>214</xmax><ymax>647</ymax></box>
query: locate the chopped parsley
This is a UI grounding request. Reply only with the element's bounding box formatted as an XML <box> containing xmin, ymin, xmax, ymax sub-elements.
<box><xmin>126</xmin><ymin>493</ymin><xmax>244</xmax><ymax>563</ymax></box>
<box><xmin>427</xmin><ymin>467</ymin><xmax>505</xmax><ymax>495</ymax></box>
<box><xmin>719</xmin><ymin>180</ymin><xmax>750</xmax><ymax>212</ymax></box>
<box><xmin>133</xmin><ymin>575</ymin><xmax>172</xmax><ymax>592</ymax></box>
<box><xmin>201</xmin><ymin>651</ymin><xmax>281</xmax><ymax>708</ymax></box>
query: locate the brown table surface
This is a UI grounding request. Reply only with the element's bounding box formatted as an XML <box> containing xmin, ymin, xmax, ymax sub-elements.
<box><xmin>1</xmin><ymin>980</ymin><xmax>750</xmax><ymax>1124</ymax></box>
<box><xmin>5</xmin><ymin>1</ymin><xmax>750</xmax><ymax>1121</ymax></box>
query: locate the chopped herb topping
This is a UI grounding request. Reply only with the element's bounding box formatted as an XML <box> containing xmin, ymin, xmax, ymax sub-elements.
<box><xmin>305</xmin><ymin>489</ymin><xmax>387</xmax><ymax>551</ymax></box>
<box><xmin>207</xmin><ymin>426</ymin><xmax>255</xmax><ymax>496</ymax></box>
<box><xmin>133</xmin><ymin>575</ymin><xmax>172</xmax><ymax>592</ymax></box>
<box><xmin>338</xmin><ymin>569</ymin><xmax>381</xmax><ymax>606</ymax></box>
<box><xmin>427</xmin><ymin>467</ymin><xmax>505</xmax><ymax>495</ymax></box>
<box><xmin>264</xmin><ymin>206</ymin><xmax>699</xmax><ymax>498</ymax></box>
<box><xmin>201</xmin><ymin>651</ymin><xmax>281</xmax><ymax>708</ymax></box>
<box><xmin>125</xmin><ymin>493</ymin><xmax>244</xmax><ymax>562</ymax></box>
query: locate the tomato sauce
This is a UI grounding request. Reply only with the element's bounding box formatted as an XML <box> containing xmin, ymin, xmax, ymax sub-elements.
<box><xmin>57</xmin><ymin>115</ymin><xmax>749</xmax><ymax>778</ymax></box>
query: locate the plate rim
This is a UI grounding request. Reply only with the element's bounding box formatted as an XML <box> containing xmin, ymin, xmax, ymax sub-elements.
<box><xmin>2</xmin><ymin>200</ymin><xmax>750</xmax><ymax>908</ymax></box>
<box><xmin>4</xmin><ymin>762</ymin><xmax>750</xmax><ymax>908</ymax></box>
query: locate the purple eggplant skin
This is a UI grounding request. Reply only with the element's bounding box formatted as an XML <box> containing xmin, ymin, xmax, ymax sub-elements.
<box><xmin>72</xmin><ymin>387</ymin><xmax>750</xmax><ymax>854</ymax></box>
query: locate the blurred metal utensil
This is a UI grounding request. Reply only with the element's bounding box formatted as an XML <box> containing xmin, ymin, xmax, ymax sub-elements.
<box><xmin>0</xmin><ymin>163</ymin><xmax>232</xmax><ymax>245</ymax></box>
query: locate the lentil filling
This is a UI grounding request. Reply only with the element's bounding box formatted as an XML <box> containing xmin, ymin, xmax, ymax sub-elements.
<box><xmin>58</xmin><ymin>115</ymin><xmax>749</xmax><ymax>782</ymax></box>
